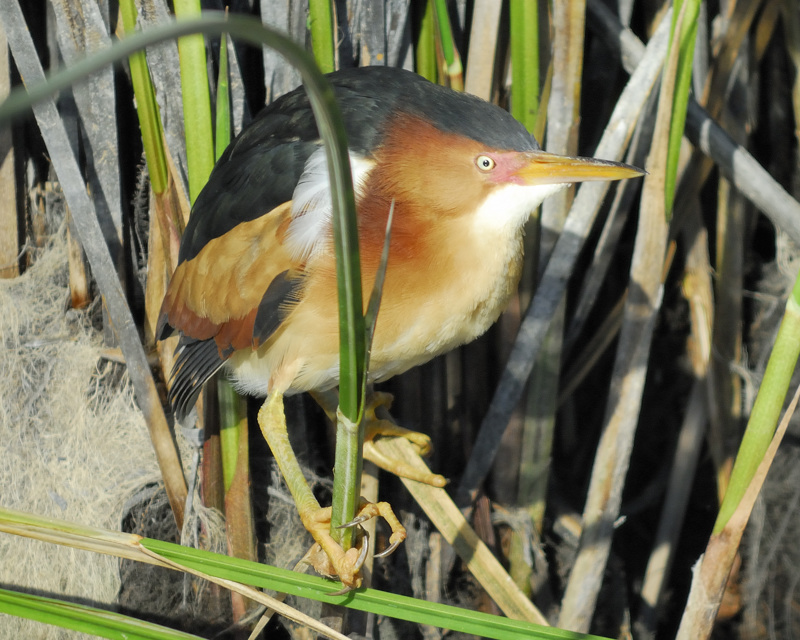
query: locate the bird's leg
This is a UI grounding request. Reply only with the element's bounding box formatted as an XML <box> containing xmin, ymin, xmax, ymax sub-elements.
<box><xmin>257</xmin><ymin>391</ymin><xmax>406</xmax><ymax>589</ymax></box>
<box><xmin>310</xmin><ymin>389</ymin><xmax>447</xmax><ymax>488</ymax></box>
<box><xmin>257</xmin><ymin>391</ymin><xmax>363</xmax><ymax>588</ymax></box>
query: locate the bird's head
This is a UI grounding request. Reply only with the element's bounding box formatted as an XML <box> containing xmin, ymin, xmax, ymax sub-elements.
<box><xmin>361</xmin><ymin>104</ymin><xmax>643</xmax><ymax>240</ymax></box>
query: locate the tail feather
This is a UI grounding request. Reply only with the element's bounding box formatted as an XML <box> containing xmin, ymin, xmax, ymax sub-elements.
<box><xmin>167</xmin><ymin>336</ymin><xmax>225</xmax><ymax>421</ymax></box>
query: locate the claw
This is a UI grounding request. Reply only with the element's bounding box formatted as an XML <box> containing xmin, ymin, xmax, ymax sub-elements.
<box><xmin>337</xmin><ymin>514</ymin><xmax>370</xmax><ymax>529</ymax></box>
<box><xmin>327</xmin><ymin>583</ymin><xmax>356</xmax><ymax>597</ymax></box>
<box><xmin>340</xmin><ymin>506</ymin><xmax>403</xmax><ymax>560</ymax></box>
<box><xmin>375</xmin><ymin>538</ymin><xmax>402</xmax><ymax>559</ymax></box>
<box><xmin>353</xmin><ymin>529</ymin><xmax>370</xmax><ymax>572</ymax></box>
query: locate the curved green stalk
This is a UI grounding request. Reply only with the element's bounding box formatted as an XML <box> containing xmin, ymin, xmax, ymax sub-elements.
<box><xmin>0</xmin><ymin>13</ymin><xmax>363</xmax><ymax>419</ymax></box>
<box><xmin>0</xmin><ymin>10</ymin><xmax>365</xmax><ymax>550</ymax></box>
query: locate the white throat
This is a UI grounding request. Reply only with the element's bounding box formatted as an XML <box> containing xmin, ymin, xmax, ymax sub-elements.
<box><xmin>472</xmin><ymin>182</ymin><xmax>568</xmax><ymax>236</ymax></box>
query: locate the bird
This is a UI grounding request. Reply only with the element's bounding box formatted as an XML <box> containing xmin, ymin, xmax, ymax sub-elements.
<box><xmin>157</xmin><ymin>65</ymin><xmax>644</xmax><ymax>589</ymax></box>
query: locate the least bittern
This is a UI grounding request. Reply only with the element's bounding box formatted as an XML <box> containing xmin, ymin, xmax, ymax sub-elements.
<box><xmin>157</xmin><ymin>66</ymin><xmax>643</xmax><ymax>588</ymax></box>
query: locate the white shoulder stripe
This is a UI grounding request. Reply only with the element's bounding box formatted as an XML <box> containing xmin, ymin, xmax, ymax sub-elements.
<box><xmin>286</xmin><ymin>147</ymin><xmax>374</xmax><ymax>261</ymax></box>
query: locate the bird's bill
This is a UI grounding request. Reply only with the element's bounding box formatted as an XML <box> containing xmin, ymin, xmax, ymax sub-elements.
<box><xmin>514</xmin><ymin>150</ymin><xmax>645</xmax><ymax>185</ymax></box>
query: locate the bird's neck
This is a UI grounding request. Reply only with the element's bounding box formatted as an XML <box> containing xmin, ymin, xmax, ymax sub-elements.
<box><xmin>367</xmin><ymin>193</ymin><xmax>524</xmax><ymax>314</ymax></box>
<box><xmin>358</xmin><ymin>200</ymin><xmax>525</xmax><ymax>377</ymax></box>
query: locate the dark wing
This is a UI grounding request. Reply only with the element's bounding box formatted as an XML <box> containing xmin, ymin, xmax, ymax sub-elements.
<box><xmin>158</xmin><ymin>202</ymin><xmax>303</xmax><ymax>419</ymax></box>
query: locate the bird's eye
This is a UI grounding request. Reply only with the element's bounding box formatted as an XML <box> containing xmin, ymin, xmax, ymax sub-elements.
<box><xmin>476</xmin><ymin>155</ymin><xmax>496</xmax><ymax>171</ymax></box>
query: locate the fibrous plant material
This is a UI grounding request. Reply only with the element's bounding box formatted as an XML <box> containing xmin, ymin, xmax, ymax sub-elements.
<box><xmin>0</xmin><ymin>227</ymin><xmax>162</xmax><ymax>638</ymax></box>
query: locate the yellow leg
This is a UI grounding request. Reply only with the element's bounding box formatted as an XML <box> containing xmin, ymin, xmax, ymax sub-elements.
<box><xmin>258</xmin><ymin>391</ymin><xmax>406</xmax><ymax>588</ymax></box>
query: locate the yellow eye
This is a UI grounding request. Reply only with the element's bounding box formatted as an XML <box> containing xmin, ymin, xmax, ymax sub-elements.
<box><xmin>476</xmin><ymin>155</ymin><xmax>496</xmax><ymax>171</ymax></box>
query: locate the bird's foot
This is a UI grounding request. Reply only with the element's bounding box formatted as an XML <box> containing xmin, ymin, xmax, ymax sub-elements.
<box><xmin>362</xmin><ymin>392</ymin><xmax>448</xmax><ymax>488</ymax></box>
<box><xmin>309</xmin><ymin>389</ymin><xmax>447</xmax><ymax>486</ymax></box>
<box><xmin>299</xmin><ymin>499</ymin><xmax>407</xmax><ymax>590</ymax></box>
<box><xmin>257</xmin><ymin>392</ymin><xmax>405</xmax><ymax>590</ymax></box>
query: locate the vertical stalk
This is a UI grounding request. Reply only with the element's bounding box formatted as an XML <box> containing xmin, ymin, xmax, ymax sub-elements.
<box><xmin>510</xmin><ymin>1</ymin><xmax>544</xmax><ymax>548</ymax></box>
<box><xmin>559</xmin><ymin>3</ymin><xmax>677</xmax><ymax>629</ymax></box>
<box><xmin>432</xmin><ymin>0</ymin><xmax>463</xmax><ymax>89</ymax></box>
<box><xmin>520</xmin><ymin>0</ymin><xmax>575</xmax><ymax>541</ymax></box>
<box><xmin>172</xmin><ymin>0</ymin><xmax>214</xmax><ymax>203</ymax></box>
<box><xmin>117</xmin><ymin>0</ymin><xmax>188</xmax><ymax>527</ymax></box>
<box><xmin>214</xmin><ymin>31</ymin><xmax>231</xmax><ymax>161</ymax></box>
<box><xmin>302</xmin><ymin>4</ymin><xmax>366</xmax><ymax>549</ymax></box>
<box><xmin>509</xmin><ymin>0</ymin><xmax>539</xmax><ymax>132</ymax></box>
<box><xmin>416</xmin><ymin>0</ymin><xmax>437</xmax><ymax>82</ymax></box>
<box><xmin>715</xmin><ymin>274</ymin><xmax>800</xmax><ymax>533</ymax></box>
<box><xmin>309</xmin><ymin>0</ymin><xmax>335</xmax><ymax>73</ymax></box>
<box><xmin>664</xmin><ymin>0</ymin><xmax>701</xmax><ymax>216</ymax></box>
<box><xmin>212</xmin><ymin>33</ymin><xmax>257</xmax><ymax>626</ymax></box>
<box><xmin>677</xmin><ymin>275</ymin><xmax>800</xmax><ymax>639</ymax></box>
<box><xmin>119</xmin><ymin>0</ymin><xmax>167</xmax><ymax>195</ymax></box>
